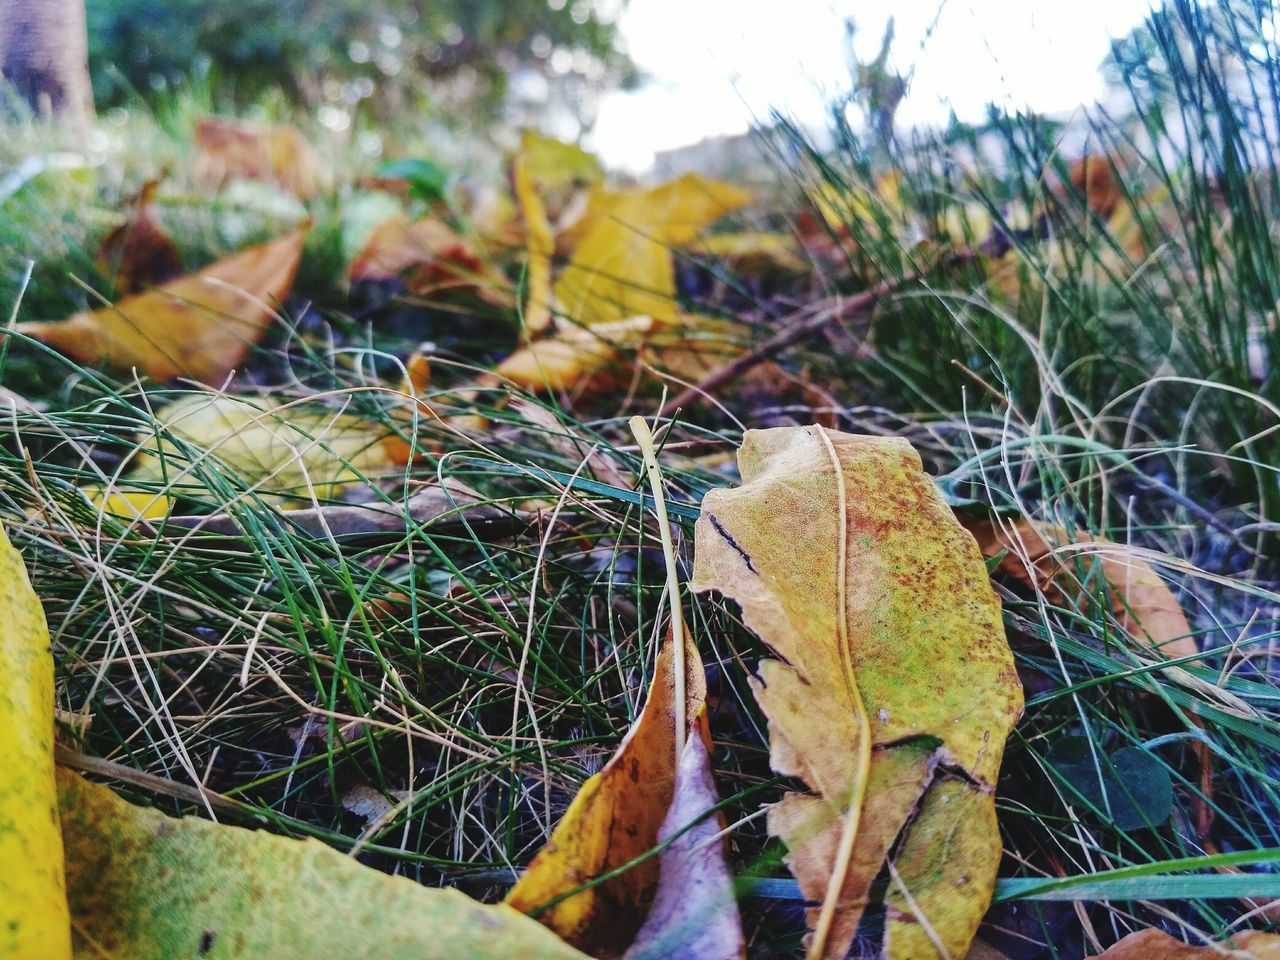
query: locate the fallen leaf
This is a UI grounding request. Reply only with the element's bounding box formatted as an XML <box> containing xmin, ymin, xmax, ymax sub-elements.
<box><xmin>96</xmin><ymin>179</ymin><xmax>182</xmax><ymax>295</ymax></box>
<box><xmin>624</xmin><ymin>731</ymin><xmax>743</xmax><ymax>960</ymax></box>
<box><xmin>17</xmin><ymin>227</ymin><xmax>307</xmax><ymax>384</ymax></box>
<box><xmin>1069</xmin><ymin>155</ymin><xmax>1124</xmax><ymax>220</ymax></box>
<box><xmin>515</xmin><ymin>151</ymin><xmax>556</xmax><ymax>334</ymax></box>
<box><xmin>517</xmin><ymin>131</ymin><xmax>605</xmax><ymax>221</ymax></box>
<box><xmin>555</xmin><ymin>175</ymin><xmax>751</xmax><ymax>327</ymax></box>
<box><xmin>496</xmin><ymin>315</ymin><xmax>653</xmax><ymax>392</ymax></box>
<box><xmin>127</xmin><ymin>393</ymin><xmax>408</xmax><ymax>500</ymax></box>
<box><xmin>691</xmin><ymin>426</ymin><xmax>1022</xmax><ymax>960</ymax></box>
<box><xmin>56</xmin><ymin>768</ymin><xmax>588</xmax><ymax>959</ymax></box>
<box><xmin>1088</xmin><ymin>929</ymin><xmax>1280</xmax><ymax>959</ymax></box>
<box><xmin>193</xmin><ymin>117</ymin><xmax>328</xmax><ymax>199</ymax></box>
<box><xmin>81</xmin><ymin>485</ymin><xmax>174</xmax><ymax>522</ymax></box>
<box><xmin>506</xmin><ymin>638</ymin><xmax>708</xmax><ymax>956</ymax></box>
<box><xmin>689</xmin><ymin>232</ymin><xmax>808</xmax><ymax>275</ymax></box>
<box><xmin>0</xmin><ymin>522</ymin><xmax>71</xmax><ymax>959</ymax></box>
<box><xmin>961</xmin><ymin>517</ymin><xmax>1197</xmax><ymax>662</ymax></box>
<box><xmin>165</xmin><ymin>478</ymin><xmax>523</xmax><ymax>541</ymax></box>
<box><xmin>347</xmin><ymin>213</ymin><xmax>509</xmax><ymax>305</ymax></box>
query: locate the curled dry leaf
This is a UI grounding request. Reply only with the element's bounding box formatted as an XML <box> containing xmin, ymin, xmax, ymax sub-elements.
<box><xmin>166</xmin><ymin>478</ymin><xmax>524</xmax><ymax>542</ymax></box>
<box><xmin>56</xmin><ymin>769</ymin><xmax>588</xmax><ymax>960</ymax></box>
<box><xmin>961</xmin><ymin>517</ymin><xmax>1197</xmax><ymax>662</ymax></box>
<box><xmin>193</xmin><ymin>117</ymin><xmax>328</xmax><ymax>200</ymax></box>
<box><xmin>496</xmin><ymin>315</ymin><xmax>653</xmax><ymax>392</ymax></box>
<box><xmin>691</xmin><ymin>427</ymin><xmax>1023</xmax><ymax>960</ymax></box>
<box><xmin>506</xmin><ymin>638</ymin><xmax>710</xmax><ymax>956</ymax></box>
<box><xmin>127</xmin><ymin>393</ymin><xmax>410</xmax><ymax>500</ymax></box>
<box><xmin>0</xmin><ymin>523</ymin><xmax>71</xmax><ymax>960</ymax></box>
<box><xmin>347</xmin><ymin>213</ymin><xmax>510</xmax><ymax>306</ymax></box>
<box><xmin>17</xmin><ymin>227</ymin><xmax>307</xmax><ymax>385</ymax></box>
<box><xmin>1088</xmin><ymin>928</ymin><xmax>1280</xmax><ymax>959</ymax></box>
<box><xmin>96</xmin><ymin>179</ymin><xmax>182</xmax><ymax>295</ymax></box>
<box><xmin>515</xmin><ymin>151</ymin><xmax>557</xmax><ymax>335</ymax></box>
<box><xmin>624</xmin><ymin>731</ymin><xmax>743</xmax><ymax>960</ymax></box>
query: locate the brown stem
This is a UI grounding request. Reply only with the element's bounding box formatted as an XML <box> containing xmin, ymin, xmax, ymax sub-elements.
<box><xmin>657</xmin><ymin>250</ymin><xmax>973</xmax><ymax>420</ymax></box>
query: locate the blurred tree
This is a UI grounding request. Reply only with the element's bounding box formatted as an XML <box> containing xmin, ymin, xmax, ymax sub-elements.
<box><xmin>0</xmin><ymin>0</ymin><xmax>94</xmax><ymax>122</ymax></box>
<box><xmin>86</xmin><ymin>0</ymin><xmax>635</xmax><ymax>129</ymax></box>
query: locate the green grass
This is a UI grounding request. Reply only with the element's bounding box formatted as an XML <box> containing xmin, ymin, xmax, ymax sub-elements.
<box><xmin>4</xmin><ymin>2</ymin><xmax>1280</xmax><ymax>956</ymax></box>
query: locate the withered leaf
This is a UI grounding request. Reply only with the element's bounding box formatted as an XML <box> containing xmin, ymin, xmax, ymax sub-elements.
<box><xmin>691</xmin><ymin>426</ymin><xmax>1023</xmax><ymax>960</ymax></box>
<box><xmin>96</xmin><ymin>179</ymin><xmax>182</xmax><ymax>295</ymax></box>
<box><xmin>1088</xmin><ymin>929</ymin><xmax>1280</xmax><ymax>959</ymax></box>
<box><xmin>624</xmin><ymin>731</ymin><xmax>743</xmax><ymax>960</ymax></box>
<box><xmin>56</xmin><ymin>769</ymin><xmax>588</xmax><ymax>959</ymax></box>
<box><xmin>506</xmin><ymin>638</ymin><xmax>708</xmax><ymax>956</ymax></box>
<box><xmin>17</xmin><ymin>228</ymin><xmax>307</xmax><ymax>384</ymax></box>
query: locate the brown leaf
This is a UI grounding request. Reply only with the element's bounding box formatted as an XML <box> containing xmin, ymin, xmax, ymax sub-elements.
<box><xmin>1088</xmin><ymin>929</ymin><xmax>1280</xmax><ymax>959</ymax></box>
<box><xmin>96</xmin><ymin>179</ymin><xmax>182</xmax><ymax>295</ymax></box>
<box><xmin>961</xmin><ymin>517</ymin><xmax>1197</xmax><ymax>662</ymax></box>
<box><xmin>165</xmin><ymin>478</ymin><xmax>524</xmax><ymax>541</ymax></box>
<box><xmin>17</xmin><ymin>228</ymin><xmax>307</xmax><ymax>384</ymax></box>
<box><xmin>624</xmin><ymin>732</ymin><xmax>743</xmax><ymax>960</ymax></box>
<box><xmin>691</xmin><ymin>427</ymin><xmax>1022</xmax><ymax>960</ymax></box>
<box><xmin>347</xmin><ymin>214</ymin><xmax>510</xmax><ymax>305</ymax></box>
<box><xmin>505</xmin><ymin>638</ymin><xmax>707</xmax><ymax>956</ymax></box>
<box><xmin>193</xmin><ymin>117</ymin><xmax>328</xmax><ymax>199</ymax></box>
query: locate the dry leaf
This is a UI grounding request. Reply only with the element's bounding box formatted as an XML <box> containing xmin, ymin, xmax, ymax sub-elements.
<box><xmin>56</xmin><ymin>768</ymin><xmax>588</xmax><ymax>959</ymax></box>
<box><xmin>81</xmin><ymin>486</ymin><xmax>173</xmax><ymax>522</ymax></box>
<box><xmin>689</xmin><ymin>232</ymin><xmax>808</xmax><ymax>275</ymax></box>
<box><xmin>691</xmin><ymin>427</ymin><xmax>1023</xmax><ymax>960</ymax></box>
<box><xmin>1088</xmin><ymin>929</ymin><xmax>1280</xmax><ymax>959</ymax></box>
<box><xmin>96</xmin><ymin>179</ymin><xmax>182</xmax><ymax>295</ymax></box>
<box><xmin>0</xmin><ymin>523</ymin><xmax>71</xmax><ymax>960</ymax></box>
<box><xmin>517</xmin><ymin>130</ymin><xmax>604</xmax><ymax>222</ymax></box>
<box><xmin>515</xmin><ymin>152</ymin><xmax>556</xmax><ymax>334</ymax></box>
<box><xmin>17</xmin><ymin>227</ymin><xmax>307</xmax><ymax>384</ymax></box>
<box><xmin>496</xmin><ymin>315</ymin><xmax>653</xmax><ymax>392</ymax></box>
<box><xmin>624</xmin><ymin>731</ymin><xmax>744</xmax><ymax>960</ymax></box>
<box><xmin>166</xmin><ymin>478</ymin><xmax>522</xmax><ymax>541</ymax></box>
<box><xmin>506</xmin><ymin>638</ymin><xmax>708</xmax><ymax>956</ymax></box>
<box><xmin>961</xmin><ymin>517</ymin><xmax>1197</xmax><ymax>662</ymax></box>
<box><xmin>127</xmin><ymin>393</ymin><xmax>409</xmax><ymax>500</ymax></box>
<box><xmin>194</xmin><ymin>117</ymin><xmax>328</xmax><ymax>199</ymax></box>
<box><xmin>347</xmin><ymin>213</ymin><xmax>510</xmax><ymax>305</ymax></box>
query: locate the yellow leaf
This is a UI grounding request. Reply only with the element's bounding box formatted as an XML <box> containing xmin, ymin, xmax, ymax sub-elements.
<box><xmin>553</xmin><ymin>174</ymin><xmax>749</xmax><ymax>328</ymax></box>
<box><xmin>81</xmin><ymin>486</ymin><xmax>174</xmax><ymax>521</ymax></box>
<box><xmin>17</xmin><ymin>228</ymin><xmax>307</xmax><ymax>385</ymax></box>
<box><xmin>690</xmin><ymin>232</ymin><xmax>808</xmax><ymax>274</ymax></box>
<box><xmin>0</xmin><ymin>522</ymin><xmax>71</xmax><ymax>960</ymax></box>
<box><xmin>128</xmin><ymin>393</ymin><xmax>407</xmax><ymax>500</ymax></box>
<box><xmin>56</xmin><ymin>769</ymin><xmax>588</xmax><ymax>959</ymax></box>
<box><xmin>691</xmin><ymin>427</ymin><xmax>1023</xmax><ymax>960</ymax></box>
<box><xmin>496</xmin><ymin>315</ymin><xmax>653</xmax><ymax>392</ymax></box>
<box><xmin>518</xmin><ymin>131</ymin><xmax>605</xmax><ymax>198</ymax></box>
<box><xmin>506</xmin><ymin>638</ymin><xmax>707</xmax><ymax>956</ymax></box>
<box><xmin>514</xmin><ymin>154</ymin><xmax>556</xmax><ymax>334</ymax></box>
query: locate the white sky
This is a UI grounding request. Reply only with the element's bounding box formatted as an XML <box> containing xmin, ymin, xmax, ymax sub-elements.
<box><xmin>590</xmin><ymin>0</ymin><xmax>1159</xmax><ymax>171</ymax></box>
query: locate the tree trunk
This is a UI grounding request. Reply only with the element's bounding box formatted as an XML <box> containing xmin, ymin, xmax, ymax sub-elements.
<box><xmin>0</xmin><ymin>0</ymin><xmax>93</xmax><ymax>123</ymax></box>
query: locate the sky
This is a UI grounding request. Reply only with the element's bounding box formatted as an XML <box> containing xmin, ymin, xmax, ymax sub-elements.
<box><xmin>589</xmin><ymin>0</ymin><xmax>1160</xmax><ymax>171</ymax></box>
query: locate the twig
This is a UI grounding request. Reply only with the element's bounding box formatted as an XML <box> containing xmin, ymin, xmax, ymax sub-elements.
<box><xmin>658</xmin><ymin>250</ymin><xmax>974</xmax><ymax>419</ymax></box>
